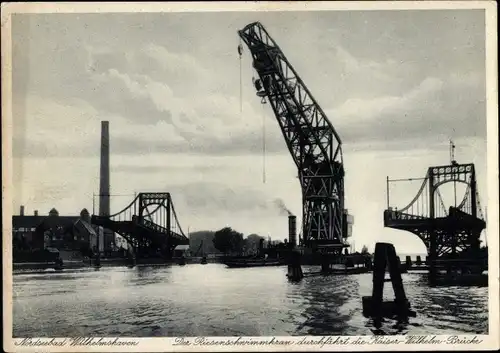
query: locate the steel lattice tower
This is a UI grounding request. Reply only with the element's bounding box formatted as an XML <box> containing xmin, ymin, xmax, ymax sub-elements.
<box><xmin>239</xmin><ymin>22</ymin><xmax>349</xmax><ymax>251</ymax></box>
<box><xmin>385</xmin><ymin>163</ymin><xmax>485</xmax><ymax>258</ymax></box>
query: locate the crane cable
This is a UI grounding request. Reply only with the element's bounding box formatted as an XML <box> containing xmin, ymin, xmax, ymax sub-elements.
<box><xmin>262</xmin><ymin>102</ymin><xmax>266</xmax><ymax>184</ymax></box>
<box><xmin>238</xmin><ymin>39</ymin><xmax>243</xmax><ymax>114</ymax></box>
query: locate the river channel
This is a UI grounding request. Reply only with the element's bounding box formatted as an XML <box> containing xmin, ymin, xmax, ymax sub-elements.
<box><xmin>13</xmin><ymin>263</ymin><xmax>488</xmax><ymax>337</ymax></box>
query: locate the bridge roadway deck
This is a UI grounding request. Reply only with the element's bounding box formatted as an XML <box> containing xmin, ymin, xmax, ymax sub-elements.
<box><xmin>90</xmin><ymin>216</ymin><xmax>189</xmax><ymax>245</ymax></box>
<box><xmin>384</xmin><ymin>209</ymin><xmax>486</xmax><ymax>230</ymax></box>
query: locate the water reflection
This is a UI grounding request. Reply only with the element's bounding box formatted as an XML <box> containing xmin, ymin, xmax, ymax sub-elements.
<box><xmin>292</xmin><ymin>274</ymin><xmax>355</xmax><ymax>335</ymax></box>
<box><xmin>13</xmin><ymin>264</ymin><xmax>488</xmax><ymax>337</ymax></box>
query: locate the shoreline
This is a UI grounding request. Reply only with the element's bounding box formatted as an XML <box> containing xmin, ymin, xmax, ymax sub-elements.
<box><xmin>12</xmin><ymin>256</ymin><xmax>221</xmax><ymax>272</ymax></box>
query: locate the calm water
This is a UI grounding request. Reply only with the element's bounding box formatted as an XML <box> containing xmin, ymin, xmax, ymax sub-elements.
<box><xmin>13</xmin><ymin>264</ymin><xmax>488</xmax><ymax>337</ymax></box>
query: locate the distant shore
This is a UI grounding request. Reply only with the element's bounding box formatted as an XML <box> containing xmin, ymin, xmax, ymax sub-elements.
<box><xmin>12</xmin><ymin>256</ymin><xmax>222</xmax><ymax>272</ymax></box>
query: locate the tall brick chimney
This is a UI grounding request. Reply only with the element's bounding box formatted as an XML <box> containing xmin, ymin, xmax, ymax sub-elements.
<box><xmin>98</xmin><ymin>121</ymin><xmax>114</xmax><ymax>250</ymax></box>
<box><xmin>99</xmin><ymin>121</ymin><xmax>110</xmax><ymax>217</ymax></box>
<box><xmin>20</xmin><ymin>205</ymin><xmax>25</xmax><ymax>216</ymax></box>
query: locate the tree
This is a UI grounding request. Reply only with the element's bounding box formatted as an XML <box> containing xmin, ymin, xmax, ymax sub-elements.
<box><xmin>189</xmin><ymin>231</ymin><xmax>219</xmax><ymax>255</ymax></box>
<box><xmin>230</xmin><ymin>231</ymin><xmax>244</xmax><ymax>255</ymax></box>
<box><xmin>213</xmin><ymin>227</ymin><xmax>244</xmax><ymax>256</ymax></box>
<box><xmin>243</xmin><ymin>233</ymin><xmax>265</xmax><ymax>255</ymax></box>
<box><xmin>361</xmin><ymin>245</ymin><xmax>369</xmax><ymax>254</ymax></box>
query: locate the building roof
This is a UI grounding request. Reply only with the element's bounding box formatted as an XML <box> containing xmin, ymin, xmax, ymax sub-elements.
<box><xmin>174</xmin><ymin>245</ymin><xmax>190</xmax><ymax>251</ymax></box>
<box><xmin>13</xmin><ymin>215</ymin><xmax>80</xmax><ymax>231</ymax></box>
<box><xmin>74</xmin><ymin>219</ymin><xmax>97</xmax><ymax>236</ymax></box>
<box><xmin>12</xmin><ymin>216</ymin><xmax>46</xmax><ymax>229</ymax></box>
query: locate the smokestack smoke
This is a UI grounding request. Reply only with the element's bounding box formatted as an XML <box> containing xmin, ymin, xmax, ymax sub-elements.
<box><xmin>274</xmin><ymin>198</ymin><xmax>293</xmax><ymax>216</ymax></box>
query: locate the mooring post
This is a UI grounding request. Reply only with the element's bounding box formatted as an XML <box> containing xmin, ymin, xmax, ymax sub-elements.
<box><xmin>95</xmin><ymin>227</ymin><xmax>101</xmax><ymax>268</ymax></box>
<box><xmin>371</xmin><ymin>243</ymin><xmax>387</xmax><ymax>327</ymax></box>
<box><xmin>95</xmin><ymin>252</ymin><xmax>101</xmax><ymax>267</ymax></box>
<box><xmin>405</xmin><ymin>256</ymin><xmax>412</xmax><ymax>268</ymax></box>
<box><xmin>362</xmin><ymin>242</ymin><xmax>416</xmax><ymax>328</ymax></box>
<box><xmin>287</xmin><ymin>250</ymin><xmax>303</xmax><ymax>281</ymax></box>
<box><xmin>127</xmin><ymin>246</ymin><xmax>136</xmax><ymax>267</ymax></box>
<box><xmin>386</xmin><ymin>245</ymin><xmax>410</xmax><ymax>320</ymax></box>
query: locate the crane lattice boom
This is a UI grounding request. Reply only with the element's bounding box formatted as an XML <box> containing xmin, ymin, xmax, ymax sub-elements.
<box><xmin>238</xmin><ymin>22</ymin><xmax>349</xmax><ymax>249</ymax></box>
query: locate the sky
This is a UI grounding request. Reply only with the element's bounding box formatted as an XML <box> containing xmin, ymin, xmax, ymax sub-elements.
<box><xmin>11</xmin><ymin>9</ymin><xmax>488</xmax><ymax>254</ymax></box>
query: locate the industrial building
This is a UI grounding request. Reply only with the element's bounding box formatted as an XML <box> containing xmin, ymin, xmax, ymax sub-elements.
<box><xmin>12</xmin><ymin>206</ymin><xmax>114</xmax><ymax>261</ymax></box>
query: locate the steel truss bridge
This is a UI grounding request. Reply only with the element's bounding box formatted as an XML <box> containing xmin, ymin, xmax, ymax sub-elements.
<box><xmin>238</xmin><ymin>22</ymin><xmax>350</xmax><ymax>252</ymax></box>
<box><xmin>91</xmin><ymin>193</ymin><xmax>189</xmax><ymax>259</ymax></box>
<box><xmin>384</xmin><ymin>163</ymin><xmax>486</xmax><ymax>265</ymax></box>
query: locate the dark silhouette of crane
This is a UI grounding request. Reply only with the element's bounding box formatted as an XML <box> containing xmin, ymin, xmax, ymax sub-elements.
<box><xmin>238</xmin><ymin>22</ymin><xmax>352</xmax><ymax>253</ymax></box>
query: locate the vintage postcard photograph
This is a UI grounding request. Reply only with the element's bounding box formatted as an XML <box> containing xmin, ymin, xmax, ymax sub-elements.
<box><xmin>2</xmin><ymin>1</ymin><xmax>498</xmax><ymax>352</ymax></box>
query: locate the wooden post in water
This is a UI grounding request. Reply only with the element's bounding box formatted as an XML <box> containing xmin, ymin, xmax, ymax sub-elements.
<box><xmin>287</xmin><ymin>250</ymin><xmax>303</xmax><ymax>281</ymax></box>
<box><xmin>405</xmin><ymin>256</ymin><xmax>412</xmax><ymax>268</ymax></box>
<box><xmin>95</xmin><ymin>226</ymin><xmax>101</xmax><ymax>268</ymax></box>
<box><xmin>370</xmin><ymin>243</ymin><xmax>386</xmax><ymax>326</ymax></box>
<box><xmin>386</xmin><ymin>245</ymin><xmax>409</xmax><ymax>319</ymax></box>
<box><xmin>320</xmin><ymin>252</ymin><xmax>330</xmax><ymax>273</ymax></box>
<box><xmin>127</xmin><ymin>245</ymin><xmax>136</xmax><ymax>268</ymax></box>
<box><xmin>362</xmin><ymin>242</ymin><xmax>416</xmax><ymax>329</ymax></box>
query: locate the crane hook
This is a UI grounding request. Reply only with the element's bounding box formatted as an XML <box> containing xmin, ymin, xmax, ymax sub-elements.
<box><xmin>238</xmin><ymin>41</ymin><xmax>244</xmax><ymax>113</ymax></box>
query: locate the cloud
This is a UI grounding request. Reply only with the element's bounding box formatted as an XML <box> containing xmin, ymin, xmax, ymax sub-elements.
<box><xmin>13</xmin><ymin>91</ymin><xmax>286</xmax><ymax>158</ymax></box>
<box><xmin>168</xmin><ymin>182</ymin><xmax>275</xmax><ymax>215</ymax></box>
<box><xmin>12</xmin><ymin>12</ymin><xmax>486</xmax><ymax>160</ymax></box>
<box><xmin>113</xmin><ymin>164</ymin><xmax>217</xmax><ymax>175</ymax></box>
<box><xmin>328</xmin><ymin>73</ymin><xmax>485</xmax><ymax>150</ymax></box>
<box><xmin>12</xmin><ymin>95</ymin><xmax>185</xmax><ymax>158</ymax></box>
<box><xmin>14</xmin><ymin>33</ymin><xmax>293</xmax><ymax>158</ymax></box>
<box><xmin>334</xmin><ymin>46</ymin><xmax>394</xmax><ymax>84</ymax></box>
<box><xmin>14</xmin><ymin>62</ymin><xmax>485</xmax><ymax>159</ymax></box>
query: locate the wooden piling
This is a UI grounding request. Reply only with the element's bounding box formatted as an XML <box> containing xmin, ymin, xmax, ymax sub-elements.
<box><xmin>405</xmin><ymin>256</ymin><xmax>412</xmax><ymax>268</ymax></box>
<box><xmin>94</xmin><ymin>228</ymin><xmax>101</xmax><ymax>268</ymax></box>
<box><xmin>320</xmin><ymin>253</ymin><xmax>330</xmax><ymax>273</ymax></box>
<box><xmin>386</xmin><ymin>245</ymin><xmax>410</xmax><ymax>319</ymax></box>
<box><xmin>287</xmin><ymin>250</ymin><xmax>303</xmax><ymax>281</ymax></box>
<box><xmin>363</xmin><ymin>242</ymin><xmax>416</xmax><ymax>328</ymax></box>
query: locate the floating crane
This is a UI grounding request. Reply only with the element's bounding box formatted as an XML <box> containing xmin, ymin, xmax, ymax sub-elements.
<box><xmin>238</xmin><ymin>22</ymin><xmax>353</xmax><ymax>253</ymax></box>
